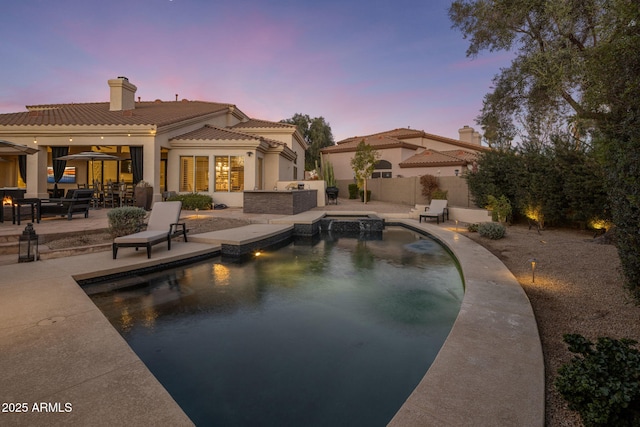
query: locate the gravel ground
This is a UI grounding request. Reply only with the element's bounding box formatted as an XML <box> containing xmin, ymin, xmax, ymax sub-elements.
<box><xmin>463</xmin><ymin>224</ymin><xmax>638</xmax><ymax>427</ymax></box>
<box><xmin>44</xmin><ymin>215</ymin><xmax>638</xmax><ymax>426</ymax></box>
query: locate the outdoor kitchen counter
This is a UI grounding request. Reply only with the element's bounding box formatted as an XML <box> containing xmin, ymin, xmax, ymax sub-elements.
<box><xmin>243</xmin><ymin>189</ymin><xmax>317</xmax><ymax>215</ymax></box>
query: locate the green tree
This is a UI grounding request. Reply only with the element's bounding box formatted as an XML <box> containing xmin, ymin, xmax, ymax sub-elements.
<box><xmin>351</xmin><ymin>140</ymin><xmax>380</xmax><ymax>204</ymax></box>
<box><xmin>465</xmin><ymin>148</ymin><xmax>525</xmax><ymax>210</ymax></box>
<box><xmin>466</xmin><ymin>136</ymin><xmax>608</xmax><ymax>227</ymax></box>
<box><xmin>281</xmin><ymin>113</ymin><xmax>335</xmax><ymax>171</ymax></box>
<box><xmin>450</xmin><ymin>0</ymin><xmax>640</xmax><ymax>297</ymax></box>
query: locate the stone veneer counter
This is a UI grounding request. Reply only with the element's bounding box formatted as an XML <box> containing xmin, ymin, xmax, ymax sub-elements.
<box><xmin>243</xmin><ymin>190</ymin><xmax>317</xmax><ymax>215</ymax></box>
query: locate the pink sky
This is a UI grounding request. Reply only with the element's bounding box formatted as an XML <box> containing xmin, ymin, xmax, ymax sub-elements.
<box><xmin>0</xmin><ymin>0</ymin><xmax>513</xmax><ymax>142</ymax></box>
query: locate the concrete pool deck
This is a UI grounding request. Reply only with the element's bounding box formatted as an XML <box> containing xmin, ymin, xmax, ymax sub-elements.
<box><xmin>0</xmin><ymin>199</ymin><xmax>544</xmax><ymax>426</ymax></box>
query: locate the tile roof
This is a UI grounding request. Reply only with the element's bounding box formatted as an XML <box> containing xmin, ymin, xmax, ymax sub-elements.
<box><xmin>440</xmin><ymin>149</ymin><xmax>479</xmax><ymax>163</ymax></box>
<box><xmin>172</xmin><ymin>125</ymin><xmax>258</xmax><ymax>141</ymax></box>
<box><xmin>321</xmin><ymin>134</ymin><xmax>420</xmax><ymax>153</ymax></box>
<box><xmin>232</xmin><ymin>118</ymin><xmax>295</xmax><ymax>130</ymax></box>
<box><xmin>335</xmin><ymin>127</ymin><xmax>489</xmax><ymax>152</ymax></box>
<box><xmin>399</xmin><ymin>149</ymin><xmax>478</xmax><ymax>168</ymax></box>
<box><xmin>171</xmin><ymin>125</ymin><xmax>286</xmax><ymax>149</ymax></box>
<box><xmin>0</xmin><ymin>100</ymin><xmax>233</xmax><ymax>127</ymax></box>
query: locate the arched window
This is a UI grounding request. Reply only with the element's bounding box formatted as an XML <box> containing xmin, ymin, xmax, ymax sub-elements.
<box><xmin>372</xmin><ymin>159</ymin><xmax>392</xmax><ymax>178</ymax></box>
<box><xmin>375</xmin><ymin>160</ymin><xmax>392</xmax><ymax>169</ymax></box>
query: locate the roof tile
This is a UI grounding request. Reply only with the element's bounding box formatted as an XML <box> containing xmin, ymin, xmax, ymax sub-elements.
<box><xmin>172</xmin><ymin>125</ymin><xmax>258</xmax><ymax>141</ymax></box>
<box><xmin>0</xmin><ymin>101</ymin><xmax>232</xmax><ymax>127</ymax></box>
<box><xmin>334</xmin><ymin>127</ymin><xmax>488</xmax><ymax>152</ymax></box>
<box><xmin>232</xmin><ymin>118</ymin><xmax>295</xmax><ymax>129</ymax></box>
<box><xmin>398</xmin><ymin>149</ymin><xmax>478</xmax><ymax>168</ymax></box>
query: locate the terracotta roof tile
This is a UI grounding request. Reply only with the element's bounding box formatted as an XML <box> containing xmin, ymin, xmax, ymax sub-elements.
<box><xmin>171</xmin><ymin>125</ymin><xmax>286</xmax><ymax>149</ymax></box>
<box><xmin>0</xmin><ymin>101</ymin><xmax>232</xmax><ymax>127</ymax></box>
<box><xmin>322</xmin><ymin>134</ymin><xmax>420</xmax><ymax>153</ymax></box>
<box><xmin>335</xmin><ymin>127</ymin><xmax>489</xmax><ymax>152</ymax></box>
<box><xmin>399</xmin><ymin>149</ymin><xmax>478</xmax><ymax>168</ymax></box>
<box><xmin>172</xmin><ymin>125</ymin><xmax>258</xmax><ymax>141</ymax></box>
<box><xmin>232</xmin><ymin>118</ymin><xmax>295</xmax><ymax>129</ymax></box>
<box><xmin>440</xmin><ymin>149</ymin><xmax>479</xmax><ymax>162</ymax></box>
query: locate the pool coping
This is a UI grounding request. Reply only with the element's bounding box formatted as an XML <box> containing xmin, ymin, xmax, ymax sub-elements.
<box><xmin>0</xmin><ymin>215</ymin><xmax>544</xmax><ymax>426</ymax></box>
<box><xmin>386</xmin><ymin>219</ymin><xmax>544</xmax><ymax>426</ymax></box>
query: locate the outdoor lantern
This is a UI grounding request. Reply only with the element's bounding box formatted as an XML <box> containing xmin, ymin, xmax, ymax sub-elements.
<box><xmin>18</xmin><ymin>223</ymin><xmax>38</xmax><ymax>263</ymax></box>
<box><xmin>454</xmin><ymin>169</ymin><xmax>460</xmax><ymax>176</ymax></box>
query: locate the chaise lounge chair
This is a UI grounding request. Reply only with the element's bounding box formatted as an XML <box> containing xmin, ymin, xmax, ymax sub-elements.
<box><xmin>419</xmin><ymin>199</ymin><xmax>448</xmax><ymax>224</ymax></box>
<box><xmin>112</xmin><ymin>201</ymin><xmax>188</xmax><ymax>259</ymax></box>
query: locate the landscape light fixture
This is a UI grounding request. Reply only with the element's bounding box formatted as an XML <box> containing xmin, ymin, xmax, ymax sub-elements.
<box><xmin>528</xmin><ymin>258</ymin><xmax>538</xmax><ymax>283</ymax></box>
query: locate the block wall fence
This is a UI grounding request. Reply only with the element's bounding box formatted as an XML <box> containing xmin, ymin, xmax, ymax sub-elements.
<box><xmin>334</xmin><ymin>176</ymin><xmax>476</xmax><ymax>208</ymax></box>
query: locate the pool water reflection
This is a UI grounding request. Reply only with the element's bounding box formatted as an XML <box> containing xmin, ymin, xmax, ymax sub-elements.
<box><xmin>88</xmin><ymin>227</ymin><xmax>464</xmax><ymax>426</ymax></box>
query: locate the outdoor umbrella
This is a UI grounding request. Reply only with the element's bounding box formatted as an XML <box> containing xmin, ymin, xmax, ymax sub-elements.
<box><xmin>0</xmin><ymin>140</ymin><xmax>38</xmax><ymax>155</ymax></box>
<box><xmin>56</xmin><ymin>151</ymin><xmax>126</xmax><ymax>184</ymax></box>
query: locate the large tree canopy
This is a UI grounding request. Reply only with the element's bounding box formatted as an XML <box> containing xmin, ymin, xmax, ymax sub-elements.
<box><xmin>449</xmin><ymin>0</ymin><xmax>640</xmax><ymax>148</ymax></box>
<box><xmin>281</xmin><ymin>113</ymin><xmax>335</xmax><ymax>171</ymax></box>
<box><xmin>450</xmin><ymin>0</ymin><xmax>640</xmax><ymax>297</ymax></box>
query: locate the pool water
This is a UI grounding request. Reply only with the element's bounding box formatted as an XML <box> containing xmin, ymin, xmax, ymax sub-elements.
<box><xmin>88</xmin><ymin>227</ymin><xmax>464</xmax><ymax>426</ymax></box>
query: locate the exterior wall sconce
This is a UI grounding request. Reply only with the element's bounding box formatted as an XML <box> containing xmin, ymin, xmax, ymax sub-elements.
<box><xmin>454</xmin><ymin>169</ymin><xmax>459</xmax><ymax>176</ymax></box>
<box><xmin>246</xmin><ymin>151</ymin><xmax>253</xmax><ymax>157</ymax></box>
<box><xmin>19</xmin><ymin>223</ymin><xmax>38</xmax><ymax>262</ymax></box>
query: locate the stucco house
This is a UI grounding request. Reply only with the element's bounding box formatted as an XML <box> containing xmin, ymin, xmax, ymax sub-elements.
<box><xmin>320</xmin><ymin>126</ymin><xmax>488</xmax><ymax>180</ymax></box>
<box><xmin>0</xmin><ymin>77</ymin><xmax>307</xmax><ymax>207</ymax></box>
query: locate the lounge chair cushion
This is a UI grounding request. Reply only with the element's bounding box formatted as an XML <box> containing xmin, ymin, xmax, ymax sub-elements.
<box><xmin>113</xmin><ymin>230</ymin><xmax>169</xmax><ymax>245</ymax></box>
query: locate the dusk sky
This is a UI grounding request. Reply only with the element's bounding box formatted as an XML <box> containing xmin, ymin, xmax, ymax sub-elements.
<box><xmin>0</xmin><ymin>0</ymin><xmax>513</xmax><ymax>142</ymax></box>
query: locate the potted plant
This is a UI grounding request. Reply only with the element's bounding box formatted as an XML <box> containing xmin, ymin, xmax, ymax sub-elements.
<box><xmin>324</xmin><ymin>162</ymin><xmax>339</xmax><ymax>204</ymax></box>
<box><xmin>134</xmin><ymin>180</ymin><xmax>153</xmax><ymax>211</ymax></box>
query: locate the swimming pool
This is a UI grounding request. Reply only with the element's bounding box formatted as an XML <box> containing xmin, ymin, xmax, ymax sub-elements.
<box><xmin>87</xmin><ymin>226</ymin><xmax>464</xmax><ymax>426</ymax></box>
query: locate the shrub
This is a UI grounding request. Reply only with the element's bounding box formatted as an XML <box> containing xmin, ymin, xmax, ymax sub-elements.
<box><xmin>166</xmin><ymin>192</ymin><xmax>213</xmax><ymax>210</ymax></box>
<box><xmin>486</xmin><ymin>195</ymin><xmax>512</xmax><ymax>223</ymax></box>
<box><xmin>420</xmin><ymin>174</ymin><xmax>439</xmax><ymax>198</ymax></box>
<box><xmin>467</xmin><ymin>223</ymin><xmax>479</xmax><ymax>232</ymax></box>
<box><xmin>348</xmin><ymin>184</ymin><xmax>359</xmax><ymax>199</ymax></box>
<box><xmin>478</xmin><ymin>222</ymin><xmax>506</xmax><ymax>239</ymax></box>
<box><xmin>107</xmin><ymin>206</ymin><xmax>147</xmax><ymax>238</ymax></box>
<box><xmin>431</xmin><ymin>189</ymin><xmax>448</xmax><ymax>200</ymax></box>
<box><xmin>324</xmin><ymin>161</ymin><xmax>336</xmax><ymax>187</ymax></box>
<box><xmin>555</xmin><ymin>334</ymin><xmax>640</xmax><ymax>427</ymax></box>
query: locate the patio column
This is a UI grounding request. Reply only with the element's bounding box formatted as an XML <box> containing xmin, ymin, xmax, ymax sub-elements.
<box><xmin>26</xmin><ymin>147</ymin><xmax>48</xmax><ymax>199</ymax></box>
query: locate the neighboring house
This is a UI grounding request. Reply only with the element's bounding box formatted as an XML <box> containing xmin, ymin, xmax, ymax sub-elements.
<box><xmin>320</xmin><ymin>126</ymin><xmax>488</xmax><ymax>180</ymax></box>
<box><xmin>0</xmin><ymin>77</ymin><xmax>307</xmax><ymax>207</ymax></box>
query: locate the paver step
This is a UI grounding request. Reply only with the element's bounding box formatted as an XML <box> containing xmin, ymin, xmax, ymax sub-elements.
<box><xmin>0</xmin><ymin>241</ymin><xmax>18</xmax><ymax>255</ymax></box>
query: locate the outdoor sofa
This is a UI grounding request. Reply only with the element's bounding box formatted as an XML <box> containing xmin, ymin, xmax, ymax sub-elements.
<box><xmin>40</xmin><ymin>188</ymin><xmax>95</xmax><ymax>220</ymax></box>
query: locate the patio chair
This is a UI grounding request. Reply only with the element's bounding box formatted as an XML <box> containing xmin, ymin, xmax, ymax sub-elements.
<box><xmin>419</xmin><ymin>199</ymin><xmax>448</xmax><ymax>224</ymax></box>
<box><xmin>112</xmin><ymin>201</ymin><xmax>188</xmax><ymax>259</ymax></box>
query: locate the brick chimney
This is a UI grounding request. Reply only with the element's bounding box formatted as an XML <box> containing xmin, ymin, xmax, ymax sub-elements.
<box><xmin>458</xmin><ymin>125</ymin><xmax>481</xmax><ymax>145</ymax></box>
<box><xmin>108</xmin><ymin>77</ymin><xmax>137</xmax><ymax>111</ymax></box>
